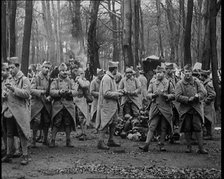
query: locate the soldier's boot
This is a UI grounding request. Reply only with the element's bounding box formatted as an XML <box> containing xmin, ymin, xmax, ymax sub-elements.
<box><xmin>139</xmin><ymin>130</ymin><xmax>154</xmax><ymax>152</ymax></box>
<box><xmin>13</xmin><ymin>138</ymin><xmax>22</xmax><ymax>158</ymax></box>
<box><xmin>2</xmin><ymin>137</ymin><xmax>14</xmax><ymax>162</ymax></box>
<box><xmin>65</xmin><ymin>127</ymin><xmax>74</xmax><ymax>147</ymax></box>
<box><xmin>185</xmin><ymin>132</ymin><xmax>192</xmax><ymax>153</ymax></box>
<box><xmin>20</xmin><ymin>155</ymin><xmax>29</xmax><ymax>165</ymax></box>
<box><xmin>196</xmin><ymin>132</ymin><xmax>208</xmax><ymax>154</ymax></box>
<box><xmin>43</xmin><ymin>128</ymin><xmax>49</xmax><ymax>146</ymax></box>
<box><xmin>159</xmin><ymin>131</ymin><xmax>167</xmax><ymax>152</ymax></box>
<box><xmin>97</xmin><ymin>140</ymin><xmax>109</xmax><ymax>150</ymax></box>
<box><xmin>107</xmin><ymin>123</ymin><xmax>120</xmax><ymax>147</ymax></box>
<box><xmin>204</xmin><ymin>124</ymin><xmax>213</xmax><ymax>140</ymax></box>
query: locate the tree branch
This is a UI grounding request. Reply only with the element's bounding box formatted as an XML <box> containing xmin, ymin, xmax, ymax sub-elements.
<box><xmin>98</xmin><ymin>18</ymin><xmax>122</xmax><ymax>33</ymax></box>
<box><xmin>100</xmin><ymin>2</ymin><xmax>121</xmax><ymax>20</ymax></box>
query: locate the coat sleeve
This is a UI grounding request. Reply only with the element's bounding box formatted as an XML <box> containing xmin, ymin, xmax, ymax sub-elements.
<box><xmin>133</xmin><ymin>78</ymin><xmax>141</xmax><ymax>94</ymax></box>
<box><xmin>90</xmin><ymin>80</ymin><xmax>99</xmax><ymax>98</ymax></box>
<box><xmin>167</xmin><ymin>80</ymin><xmax>175</xmax><ymax>100</ymax></box>
<box><xmin>30</xmin><ymin>76</ymin><xmax>45</xmax><ymax>97</ymax></box>
<box><xmin>77</xmin><ymin>78</ymin><xmax>90</xmax><ymax>88</ymax></box>
<box><xmin>205</xmin><ymin>82</ymin><xmax>216</xmax><ymax>103</ymax></box>
<box><xmin>50</xmin><ymin>80</ymin><xmax>60</xmax><ymax>97</ymax></box>
<box><xmin>195</xmin><ymin>79</ymin><xmax>207</xmax><ymax>101</ymax></box>
<box><xmin>175</xmin><ymin>81</ymin><xmax>189</xmax><ymax>104</ymax></box>
<box><xmin>13</xmin><ymin>77</ymin><xmax>31</xmax><ymax>99</ymax></box>
<box><xmin>118</xmin><ymin>79</ymin><xmax>124</xmax><ymax>90</ymax></box>
<box><xmin>102</xmin><ymin>78</ymin><xmax>119</xmax><ymax>99</ymax></box>
<box><xmin>70</xmin><ymin>79</ymin><xmax>79</xmax><ymax>97</ymax></box>
<box><xmin>147</xmin><ymin>82</ymin><xmax>154</xmax><ymax>99</ymax></box>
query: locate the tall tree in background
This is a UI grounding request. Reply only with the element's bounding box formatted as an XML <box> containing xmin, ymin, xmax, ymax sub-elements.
<box><xmin>21</xmin><ymin>0</ymin><xmax>33</xmax><ymax>76</ymax></box>
<box><xmin>9</xmin><ymin>0</ymin><xmax>17</xmax><ymax>57</ymax></box>
<box><xmin>1</xmin><ymin>0</ymin><xmax>7</xmax><ymax>62</ymax></box>
<box><xmin>183</xmin><ymin>0</ymin><xmax>193</xmax><ymax>65</ymax></box>
<box><xmin>87</xmin><ymin>0</ymin><xmax>101</xmax><ymax>76</ymax></box>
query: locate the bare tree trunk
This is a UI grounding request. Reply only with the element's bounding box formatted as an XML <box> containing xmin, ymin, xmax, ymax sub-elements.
<box><xmin>87</xmin><ymin>0</ymin><xmax>101</xmax><ymax>76</ymax></box>
<box><xmin>197</xmin><ymin>0</ymin><xmax>203</xmax><ymax>62</ymax></box>
<box><xmin>122</xmin><ymin>0</ymin><xmax>133</xmax><ymax>67</ymax></box>
<box><xmin>156</xmin><ymin>0</ymin><xmax>164</xmax><ymax>59</ymax></box>
<box><xmin>57</xmin><ymin>1</ymin><xmax>63</xmax><ymax>63</ymax></box>
<box><xmin>139</xmin><ymin>7</ymin><xmax>145</xmax><ymax>65</ymax></box>
<box><xmin>9</xmin><ymin>0</ymin><xmax>17</xmax><ymax>57</ymax></box>
<box><xmin>1</xmin><ymin>0</ymin><xmax>7</xmax><ymax>62</ymax></box>
<box><xmin>21</xmin><ymin>0</ymin><xmax>33</xmax><ymax>76</ymax></box>
<box><xmin>184</xmin><ymin>0</ymin><xmax>194</xmax><ymax>66</ymax></box>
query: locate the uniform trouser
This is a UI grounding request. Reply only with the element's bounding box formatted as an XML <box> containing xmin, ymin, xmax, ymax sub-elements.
<box><xmin>123</xmin><ymin>101</ymin><xmax>139</xmax><ymax>118</ymax></box>
<box><xmin>31</xmin><ymin>107</ymin><xmax>50</xmax><ymax>129</ymax></box>
<box><xmin>148</xmin><ymin>113</ymin><xmax>169</xmax><ymax>144</ymax></box>
<box><xmin>5</xmin><ymin>117</ymin><xmax>28</xmax><ymax>156</ymax></box>
<box><xmin>204</xmin><ymin>117</ymin><xmax>212</xmax><ymax>136</ymax></box>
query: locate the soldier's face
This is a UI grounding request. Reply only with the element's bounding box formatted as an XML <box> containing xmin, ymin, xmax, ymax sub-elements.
<box><xmin>184</xmin><ymin>70</ymin><xmax>192</xmax><ymax>79</ymax></box>
<box><xmin>126</xmin><ymin>72</ymin><xmax>132</xmax><ymax>78</ymax></box>
<box><xmin>156</xmin><ymin>71</ymin><xmax>164</xmax><ymax>80</ymax></box>
<box><xmin>2</xmin><ymin>67</ymin><xmax>9</xmax><ymax>79</ymax></box>
<box><xmin>8</xmin><ymin>64</ymin><xmax>19</xmax><ymax>77</ymax></box>
<box><xmin>98</xmin><ymin>73</ymin><xmax>104</xmax><ymax>80</ymax></box>
<box><xmin>59</xmin><ymin>69</ymin><xmax>67</xmax><ymax>78</ymax></box>
<box><xmin>42</xmin><ymin>66</ymin><xmax>50</xmax><ymax>75</ymax></box>
<box><xmin>112</xmin><ymin>68</ymin><xmax>117</xmax><ymax>75</ymax></box>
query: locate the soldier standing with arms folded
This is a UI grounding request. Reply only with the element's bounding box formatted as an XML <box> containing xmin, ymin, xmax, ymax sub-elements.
<box><xmin>139</xmin><ymin>66</ymin><xmax>175</xmax><ymax>152</ymax></box>
<box><xmin>30</xmin><ymin>61</ymin><xmax>52</xmax><ymax>147</ymax></box>
<box><xmin>175</xmin><ymin>65</ymin><xmax>208</xmax><ymax>154</ymax></box>
<box><xmin>96</xmin><ymin>61</ymin><xmax>123</xmax><ymax>150</ymax></box>
<box><xmin>1</xmin><ymin>57</ymin><xmax>31</xmax><ymax>165</ymax></box>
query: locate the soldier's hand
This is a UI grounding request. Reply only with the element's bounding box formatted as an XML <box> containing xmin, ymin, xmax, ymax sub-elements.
<box><xmin>46</xmin><ymin>96</ymin><xmax>51</xmax><ymax>102</ymax></box>
<box><xmin>2</xmin><ymin>91</ymin><xmax>8</xmax><ymax>98</ymax></box>
<box><xmin>162</xmin><ymin>93</ymin><xmax>169</xmax><ymax>100</ymax></box>
<box><xmin>188</xmin><ymin>96</ymin><xmax>195</xmax><ymax>103</ymax></box>
<box><xmin>5</xmin><ymin>83</ymin><xmax>15</xmax><ymax>92</ymax></box>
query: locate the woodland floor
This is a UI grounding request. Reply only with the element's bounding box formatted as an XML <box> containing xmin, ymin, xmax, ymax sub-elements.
<box><xmin>1</xmin><ymin>123</ymin><xmax>221</xmax><ymax>179</ymax></box>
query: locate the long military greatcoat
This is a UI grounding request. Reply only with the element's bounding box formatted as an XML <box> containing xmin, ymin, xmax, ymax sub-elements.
<box><xmin>175</xmin><ymin>77</ymin><xmax>207</xmax><ymax>131</ymax></box>
<box><xmin>147</xmin><ymin>77</ymin><xmax>175</xmax><ymax>132</ymax></box>
<box><xmin>203</xmin><ymin>78</ymin><xmax>216</xmax><ymax>123</ymax></box>
<box><xmin>119</xmin><ymin>76</ymin><xmax>142</xmax><ymax>109</ymax></box>
<box><xmin>95</xmin><ymin>71</ymin><xmax>120</xmax><ymax>131</ymax></box>
<box><xmin>137</xmin><ymin>74</ymin><xmax>148</xmax><ymax>103</ymax></box>
<box><xmin>1</xmin><ymin>71</ymin><xmax>31</xmax><ymax>139</ymax></box>
<box><xmin>30</xmin><ymin>71</ymin><xmax>51</xmax><ymax>120</ymax></box>
<box><xmin>90</xmin><ymin>77</ymin><xmax>101</xmax><ymax>122</ymax></box>
<box><xmin>50</xmin><ymin>75</ymin><xmax>77</xmax><ymax>130</ymax></box>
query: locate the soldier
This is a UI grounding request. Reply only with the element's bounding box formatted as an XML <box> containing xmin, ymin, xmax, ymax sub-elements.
<box><xmin>30</xmin><ymin>61</ymin><xmax>52</xmax><ymax>147</ymax></box>
<box><xmin>139</xmin><ymin>66</ymin><xmax>175</xmax><ymax>152</ymax></box>
<box><xmin>119</xmin><ymin>68</ymin><xmax>142</xmax><ymax>119</ymax></box>
<box><xmin>90</xmin><ymin>68</ymin><xmax>104</xmax><ymax>128</ymax></box>
<box><xmin>73</xmin><ymin>68</ymin><xmax>91</xmax><ymax>141</ymax></box>
<box><xmin>1</xmin><ymin>57</ymin><xmax>31</xmax><ymax>165</ymax></box>
<box><xmin>200</xmin><ymin>70</ymin><xmax>216</xmax><ymax>140</ymax></box>
<box><xmin>96</xmin><ymin>61</ymin><xmax>123</xmax><ymax>150</ymax></box>
<box><xmin>175</xmin><ymin>64</ymin><xmax>208</xmax><ymax>154</ymax></box>
<box><xmin>137</xmin><ymin>70</ymin><xmax>148</xmax><ymax>108</ymax></box>
<box><xmin>49</xmin><ymin>63</ymin><xmax>77</xmax><ymax>148</ymax></box>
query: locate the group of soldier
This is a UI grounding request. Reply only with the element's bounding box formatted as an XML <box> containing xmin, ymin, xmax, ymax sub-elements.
<box><xmin>1</xmin><ymin>56</ymin><xmax>216</xmax><ymax>166</ymax></box>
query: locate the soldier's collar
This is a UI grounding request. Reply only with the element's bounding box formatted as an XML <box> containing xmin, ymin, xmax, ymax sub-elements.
<box><xmin>14</xmin><ymin>71</ymin><xmax>24</xmax><ymax>81</ymax></box>
<box><xmin>183</xmin><ymin>77</ymin><xmax>194</xmax><ymax>85</ymax></box>
<box><xmin>106</xmin><ymin>71</ymin><xmax>114</xmax><ymax>79</ymax></box>
<box><xmin>125</xmin><ymin>76</ymin><xmax>134</xmax><ymax>81</ymax></box>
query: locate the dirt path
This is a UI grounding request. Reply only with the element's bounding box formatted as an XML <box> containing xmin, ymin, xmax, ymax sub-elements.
<box><xmin>2</xmin><ymin>128</ymin><xmax>221</xmax><ymax>179</ymax></box>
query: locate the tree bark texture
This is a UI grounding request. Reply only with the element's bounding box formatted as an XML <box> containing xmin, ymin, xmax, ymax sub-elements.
<box><xmin>1</xmin><ymin>0</ymin><xmax>7</xmax><ymax>62</ymax></box>
<box><xmin>184</xmin><ymin>0</ymin><xmax>193</xmax><ymax>66</ymax></box>
<box><xmin>9</xmin><ymin>0</ymin><xmax>17</xmax><ymax>57</ymax></box>
<box><xmin>21</xmin><ymin>0</ymin><xmax>33</xmax><ymax>76</ymax></box>
<box><xmin>87</xmin><ymin>0</ymin><xmax>101</xmax><ymax>76</ymax></box>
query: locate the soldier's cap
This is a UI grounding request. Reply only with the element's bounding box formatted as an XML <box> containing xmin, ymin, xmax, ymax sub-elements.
<box><xmin>125</xmin><ymin>68</ymin><xmax>133</xmax><ymax>73</ymax></box>
<box><xmin>2</xmin><ymin>63</ymin><xmax>9</xmax><ymax>69</ymax></box>
<box><xmin>59</xmin><ymin>63</ymin><xmax>68</xmax><ymax>71</ymax></box>
<box><xmin>165</xmin><ymin>63</ymin><xmax>175</xmax><ymax>71</ymax></box>
<box><xmin>200</xmin><ymin>70</ymin><xmax>210</xmax><ymax>77</ymax></box>
<box><xmin>97</xmin><ymin>68</ymin><xmax>104</xmax><ymax>75</ymax></box>
<box><xmin>42</xmin><ymin>61</ymin><xmax>51</xmax><ymax>68</ymax></box>
<box><xmin>7</xmin><ymin>57</ymin><xmax>20</xmax><ymax>65</ymax></box>
<box><xmin>108</xmin><ymin>61</ymin><xmax>119</xmax><ymax>68</ymax></box>
<box><xmin>192</xmin><ymin>69</ymin><xmax>201</xmax><ymax>75</ymax></box>
<box><xmin>183</xmin><ymin>64</ymin><xmax>192</xmax><ymax>71</ymax></box>
<box><xmin>153</xmin><ymin>66</ymin><xmax>165</xmax><ymax>73</ymax></box>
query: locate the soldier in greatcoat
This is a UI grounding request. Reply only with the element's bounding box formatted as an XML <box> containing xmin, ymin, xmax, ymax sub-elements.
<box><xmin>137</xmin><ymin>70</ymin><xmax>148</xmax><ymax>108</ymax></box>
<box><xmin>30</xmin><ymin>61</ymin><xmax>52</xmax><ymax>147</ymax></box>
<box><xmin>1</xmin><ymin>57</ymin><xmax>31</xmax><ymax>165</ymax></box>
<box><xmin>73</xmin><ymin>68</ymin><xmax>90</xmax><ymax>141</ymax></box>
<box><xmin>90</xmin><ymin>68</ymin><xmax>104</xmax><ymax>127</ymax></box>
<box><xmin>95</xmin><ymin>61</ymin><xmax>123</xmax><ymax>150</ymax></box>
<box><xmin>200</xmin><ymin>70</ymin><xmax>216</xmax><ymax>140</ymax></box>
<box><xmin>119</xmin><ymin>68</ymin><xmax>142</xmax><ymax>119</ymax></box>
<box><xmin>175</xmin><ymin>65</ymin><xmax>208</xmax><ymax>154</ymax></box>
<box><xmin>49</xmin><ymin>63</ymin><xmax>77</xmax><ymax>148</ymax></box>
<box><xmin>139</xmin><ymin>66</ymin><xmax>175</xmax><ymax>152</ymax></box>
